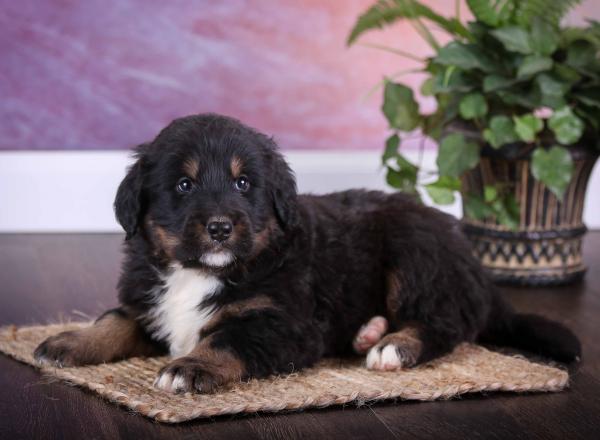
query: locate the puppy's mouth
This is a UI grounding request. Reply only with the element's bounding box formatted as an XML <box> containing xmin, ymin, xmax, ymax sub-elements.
<box><xmin>198</xmin><ymin>249</ymin><xmax>235</xmax><ymax>268</ymax></box>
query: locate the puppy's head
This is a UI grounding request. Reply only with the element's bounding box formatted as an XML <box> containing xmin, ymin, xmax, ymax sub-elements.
<box><xmin>114</xmin><ymin>114</ymin><xmax>297</xmax><ymax>271</ymax></box>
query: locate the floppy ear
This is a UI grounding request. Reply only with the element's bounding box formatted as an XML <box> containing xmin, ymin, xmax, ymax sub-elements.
<box><xmin>268</xmin><ymin>148</ymin><xmax>299</xmax><ymax>229</ymax></box>
<box><xmin>114</xmin><ymin>150</ymin><xmax>147</xmax><ymax>239</ymax></box>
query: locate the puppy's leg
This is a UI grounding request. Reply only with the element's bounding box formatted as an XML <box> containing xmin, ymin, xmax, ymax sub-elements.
<box><xmin>353</xmin><ymin>316</ymin><xmax>388</xmax><ymax>354</ymax></box>
<box><xmin>154</xmin><ymin>336</ymin><xmax>244</xmax><ymax>394</ymax></box>
<box><xmin>34</xmin><ymin>308</ymin><xmax>162</xmax><ymax>367</ymax></box>
<box><xmin>155</xmin><ymin>307</ymin><xmax>322</xmax><ymax>393</ymax></box>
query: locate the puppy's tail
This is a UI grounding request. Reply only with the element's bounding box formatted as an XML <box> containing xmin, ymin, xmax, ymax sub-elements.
<box><xmin>478</xmin><ymin>294</ymin><xmax>581</xmax><ymax>363</ymax></box>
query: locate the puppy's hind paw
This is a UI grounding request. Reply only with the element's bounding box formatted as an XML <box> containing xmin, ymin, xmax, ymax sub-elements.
<box><xmin>366</xmin><ymin>344</ymin><xmax>407</xmax><ymax>371</ymax></box>
<box><xmin>353</xmin><ymin>316</ymin><xmax>388</xmax><ymax>354</ymax></box>
<box><xmin>365</xmin><ymin>328</ymin><xmax>422</xmax><ymax>371</ymax></box>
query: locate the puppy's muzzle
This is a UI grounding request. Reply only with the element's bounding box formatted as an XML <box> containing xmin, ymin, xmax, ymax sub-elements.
<box><xmin>206</xmin><ymin>217</ymin><xmax>233</xmax><ymax>243</ymax></box>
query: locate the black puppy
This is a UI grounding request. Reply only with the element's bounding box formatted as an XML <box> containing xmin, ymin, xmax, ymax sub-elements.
<box><xmin>34</xmin><ymin>114</ymin><xmax>581</xmax><ymax>393</ymax></box>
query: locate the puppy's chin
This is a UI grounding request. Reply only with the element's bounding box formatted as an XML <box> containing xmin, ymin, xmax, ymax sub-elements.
<box><xmin>198</xmin><ymin>250</ymin><xmax>235</xmax><ymax>268</ymax></box>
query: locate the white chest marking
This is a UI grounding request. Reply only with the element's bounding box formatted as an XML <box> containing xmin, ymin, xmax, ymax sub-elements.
<box><xmin>148</xmin><ymin>264</ymin><xmax>222</xmax><ymax>357</ymax></box>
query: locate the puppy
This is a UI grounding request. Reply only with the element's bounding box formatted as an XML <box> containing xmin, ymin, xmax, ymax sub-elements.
<box><xmin>34</xmin><ymin>114</ymin><xmax>581</xmax><ymax>393</ymax></box>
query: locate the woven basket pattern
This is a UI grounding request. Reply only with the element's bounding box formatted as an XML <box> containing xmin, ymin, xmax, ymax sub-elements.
<box><xmin>461</xmin><ymin>152</ymin><xmax>597</xmax><ymax>285</ymax></box>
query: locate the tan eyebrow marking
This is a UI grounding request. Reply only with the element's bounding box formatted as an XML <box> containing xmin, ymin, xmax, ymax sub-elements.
<box><xmin>183</xmin><ymin>158</ymin><xmax>199</xmax><ymax>178</ymax></box>
<box><xmin>230</xmin><ymin>155</ymin><xmax>243</xmax><ymax>178</ymax></box>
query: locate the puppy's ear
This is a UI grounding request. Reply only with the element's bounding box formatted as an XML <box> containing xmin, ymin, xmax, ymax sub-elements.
<box><xmin>268</xmin><ymin>147</ymin><xmax>298</xmax><ymax>229</ymax></box>
<box><xmin>114</xmin><ymin>147</ymin><xmax>148</xmax><ymax>239</ymax></box>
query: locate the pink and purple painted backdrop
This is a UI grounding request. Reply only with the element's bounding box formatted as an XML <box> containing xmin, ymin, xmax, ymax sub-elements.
<box><xmin>1</xmin><ymin>1</ymin><xmax>598</xmax><ymax>150</ymax></box>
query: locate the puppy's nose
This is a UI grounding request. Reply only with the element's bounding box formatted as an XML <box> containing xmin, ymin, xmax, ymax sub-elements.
<box><xmin>207</xmin><ymin>219</ymin><xmax>233</xmax><ymax>242</ymax></box>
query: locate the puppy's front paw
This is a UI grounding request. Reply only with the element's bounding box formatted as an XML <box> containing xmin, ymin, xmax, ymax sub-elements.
<box><xmin>365</xmin><ymin>329</ymin><xmax>422</xmax><ymax>371</ymax></box>
<box><xmin>33</xmin><ymin>331</ymin><xmax>87</xmax><ymax>367</ymax></box>
<box><xmin>154</xmin><ymin>357</ymin><xmax>222</xmax><ymax>394</ymax></box>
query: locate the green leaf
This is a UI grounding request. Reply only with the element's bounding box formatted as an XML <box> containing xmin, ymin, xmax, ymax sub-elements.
<box><xmin>425</xmin><ymin>176</ymin><xmax>460</xmax><ymax>205</ymax></box>
<box><xmin>517</xmin><ymin>55</ymin><xmax>553</xmax><ymax>78</ymax></box>
<box><xmin>386</xmin><ymin>153</ymin><xmax>419</xmax><ymax>194</ymax></box>
<box><xmin>435</xmin><ymin>42</ymin><xmax>495</xmax><ymax>72</ymax></box>
<box><xmin>468</xmin><ymin>189</ymin><xmax>520</xmax><ymax>229</ymax></box>
<box><xmin>420</xmin><ymin>77</ymin><xmax>435</xmax><ymax>96</ymax></box>
<box><xmin>553</xmin><ymin>64</ymin><xmax>582</xmax><ymax>84</ymax></box>
<box><xmin>530</xmin><ymin>17</ymin><xmax>559</xmax><ymax>55</ymax></box>
<box><xmin>572</xmin><ymin>87</ymin><xmax>600</xmax><ymax>108</ymax></box>
<box><xmin>424</xmin><ymin>176</ymin><xmax>461</xmax><ymax>205</ymax></box>
<box><xmin>382</xmin><ymin>82</ymin><xmax>420</xmax><ymax>131</ymax></box>
<box><xmin>491</xmin><ymin>198</ymin><xmax>519</xmax><ymax>230</ymax></box>
<box><xmin>513</xmin><ymin>114</ymin><xmax>544</xmax><ymax>142</ymax></box>
<box><xmin>531</xmin><ymin>146</ymin><xmax>574</xmax><ymax>198</ymax></box>
<box><xmin>566</xmin><ymin>40</ymin><xmax>597</xmax><ymax>69</ymax></box>
<box><xmin>431</xmin><ymin>68</ymin><xmax>474</xmax><ymax>93</ymax></box>
<box><xmin>548</xmin><ymin>106</ymin><xmax>584</xmax><ymax>145</ymax></box>
<box><xmin>497</xmin><ymin>89</ymin><xmax>541</xmax><ymax>109</ymax></box>
<box><xmin>484</xmin><ymin>185</ymin><xmax>498</xmax><ymax>202</ymax></box>
<box><xmin>505</xmin><ymin>193</ymin><xmax>521</xmax><ymax>221</ymax></box>
<box><xmin>437</xmin><ymin>133</ymin><xmax>480</xmax><ymax>178</ymax></box>
<box><xmin>562</xmin><ymin>24</ymin><xmax>600</xmax><ymax>48</ymax></box>
<box><xmin>483</xmin><ymin>115</ymin><xmax>518</xmax><ymax>148</ymax></box>
<box><xmin>425</xmin><ymin>186</ymin><xmax>455</xmax><ymax>205</ymax></box>
<box><xmin>536</xmin><ymin>73</ymin><xmax>570</xmax><ymax>109</ymax></box>
<box><xmin>466</xmin><ymin>0</ymin><xmax>499</xmax><ymax>26</ymax></box>
<box><xmin>382</xmin><ymin>134</ymin><xmax>400</xmax><ymax>165</ymax></box>
<box><xmin>491</xmin><ymin>27</ymin><xmax>533</xmax><ymax>54</ymax></box>
<box><xmin>483</xmin><ymin>75</ymin><xmax>516</xmax><ymax>92</ymax></box>
<box><xmin>463</xmin><ymin>194</ymin><xmax>494</xmax><ymax>220</ymax></box>
<box><xmin>459</xmin><ymin>93</ymin><xmax>488</xmax><ymax>120</ymax></box>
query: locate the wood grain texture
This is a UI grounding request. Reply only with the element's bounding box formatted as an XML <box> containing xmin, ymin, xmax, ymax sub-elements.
<box><xmin>0</xmin><ymin>232</ymin><xmax>599</xmax><ymax>439</ymax></box>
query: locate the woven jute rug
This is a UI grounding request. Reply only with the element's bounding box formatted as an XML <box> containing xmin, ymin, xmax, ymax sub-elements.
<box><xmin>0</xmin><ymin>322</ymin><xmax>568</xmax><ymax>423</ymax></box>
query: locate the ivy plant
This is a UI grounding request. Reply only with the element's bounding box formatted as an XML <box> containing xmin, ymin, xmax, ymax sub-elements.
<box><xmin>348</xmin><ymin>0</ymin><xmax>600</xmax><ymax>228</ymax></box>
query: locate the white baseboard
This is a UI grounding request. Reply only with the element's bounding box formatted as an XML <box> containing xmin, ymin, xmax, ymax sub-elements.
<box><xmin>0</xmin><ymin>150</ymin><xmax>598</xmax><ymax>232</ymax></box>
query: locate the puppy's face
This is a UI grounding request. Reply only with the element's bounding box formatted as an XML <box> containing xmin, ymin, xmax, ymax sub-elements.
<box><xmin>114</xmin><ymin>114</ymin><xmax>297</xmax><ymax>272</ymax></box>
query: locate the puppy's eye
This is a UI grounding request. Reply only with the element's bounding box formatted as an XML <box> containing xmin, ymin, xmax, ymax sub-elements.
<box><xmin>176</xmin><ymin>177</ymin><xmax>194</xmax><ymax>193</ymax></box>
<box><xmin>234</xmin><ymin>175</ymin><xmax>250</xmax><ymax>192</ymax></box>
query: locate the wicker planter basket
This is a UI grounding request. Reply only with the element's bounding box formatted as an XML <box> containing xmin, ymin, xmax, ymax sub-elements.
<box><xmin>461</xmin><ymin>146</ymin><xmax>598</xmax><ymax>286</ymax></box>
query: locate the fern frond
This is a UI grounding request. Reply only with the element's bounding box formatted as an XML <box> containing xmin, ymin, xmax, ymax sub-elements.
<box><xmin>347</xmin><ymin>0</ymin><xmax>470</xmax><ymax>45</ymax></box>
<box><xmin>516</xmin><ymin>0</ymin><xmax>583</xmax><ymax>27</ymax></box>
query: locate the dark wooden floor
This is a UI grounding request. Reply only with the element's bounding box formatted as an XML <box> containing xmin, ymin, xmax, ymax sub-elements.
<box><xmin>0</xmin><ymin>233</ymin><xmax>599</xmax><ymax>440</ymax></box>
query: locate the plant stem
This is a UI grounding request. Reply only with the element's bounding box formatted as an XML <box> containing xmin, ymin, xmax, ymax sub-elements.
<box><xmin>357</xmin><ymin>42</ymin><xmax>424</xmax><ymax>62</ymax></box>
<box><xmin>362</xmin><ymin>68</ymin><xmax>424</xmax><ymax>102</ymax></box>
<box><xmin>410</xmin><ymin>19</ymin><xmax>441</xmax><ymax>51</ymax></box>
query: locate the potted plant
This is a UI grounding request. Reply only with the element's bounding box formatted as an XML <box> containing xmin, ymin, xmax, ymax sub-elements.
<box><xmin>348</xmin><ymin>0</ymin><xmax>599</xmax><ymax>285</ymax></box>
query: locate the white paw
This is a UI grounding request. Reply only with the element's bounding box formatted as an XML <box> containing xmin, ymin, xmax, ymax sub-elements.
<box><xmin>154</xmin><ymin>371</ymin><xmax>186</xmax><ymax>393</ymax></box>
<box><xmin>366</xmin><ymin>344</ymin><xmax>404</xmax><ymax>371</ymax></box>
